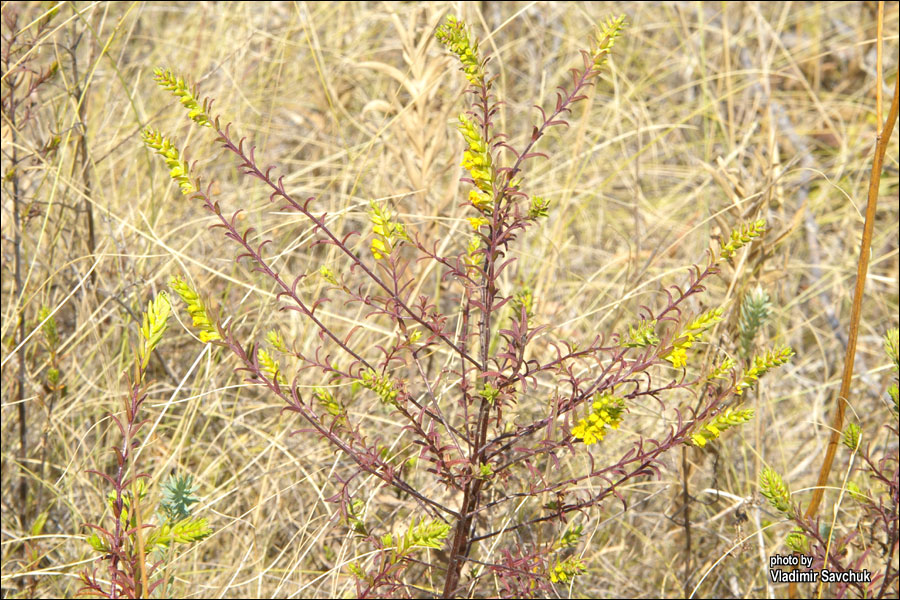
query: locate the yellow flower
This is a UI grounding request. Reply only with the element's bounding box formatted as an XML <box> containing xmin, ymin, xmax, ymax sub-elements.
<box><xmin>591</xmin><ymin>15</ymin><xmax>627</xmax><ymax>70</ymax></box>
<box><xmin>141</xmin><ymin>129</ymin><xmax>196</xmax><ymax>195</ymax></box>
<box><xmin>665</xmin><ymin>347</ymin><xmax>688</xmax><ymax>369</ymax></box>
<box><xmin>153</xmin><ymin>67</ymin><xmax>211</xmax><ymax>127</ymax></box>
<box><xmin>169</xmin><ymin>275</ymin><xmax>221</xmax><ymax>342</ymax></box>
<box><xmin>467</xmin><ymin>216</ymin><xmax>490</xmax><ymax>230</ymax></box>
<box><xmin>359</xmin><ymin>369</ymin><xmax>401</xmax><ymax>405</ymax></box>
<box><xmin>369</xmin><ymin>202</ymin><xmax>407</xmax><ymax>260</ymax></box>
<box><xmin>571</xmin><ymin>393</ymin><xmax>625</xmax><ymax>445</ymax></box>
<box><xmin>549</xmin><ymin>557</ymin><xmax>586</xmax><ymax>584</ymax></box>
<box><xmin>719</xmin><ymin>219</ymin><xmax>766</xmax><ymax>261</ymax></box>
<box><xmin>663</xmin><ymin>308</ymin><xmax>723</xmax><ymax>368</ymax></box>
<box><xmin>735</xmin><ymin>346</ymin><xmax>793</xmax><ymax>395</ymax></box>
<box><xmin>435</xmin><ymin>16</ymin><xmax>485</xmax><ymax>86</ymax></box>
<box><xmin>457</xmin><ymin>114</ymin><xmax>495</xmax><ymax>212</ymax></box>
<box><xmin>690</xmin><ymin>408</ymin><xmax>755</xmax><ymax>447</ymax></box>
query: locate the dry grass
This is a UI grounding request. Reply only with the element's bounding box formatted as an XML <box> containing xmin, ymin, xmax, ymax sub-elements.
<box><xmin>2</xmin><ymin>1</ymin><xmax>898</xmax><ymax>598</ymax></box>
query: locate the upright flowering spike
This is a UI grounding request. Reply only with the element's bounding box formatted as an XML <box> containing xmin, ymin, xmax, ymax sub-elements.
<box><xmin>403</xmin><ymin>517</ymin><xmax>451</xmax><ymax>550</ymax></box>
<box><xmin>169</xmin><ymin>275</ymin><xmax>221</xmax><ymax>342</ymax></box>
<box><xmin>528</xmin><ymin>195</ymin><xmax>550</xmax><ymax>219</ymax></box>
<box><xmin>623</xmin><ymin>319</ymin><xmax>659</xmax><ymax>348</ymax></box>
<box><xmin>885</xmin><ymin>328</ymin><xmax>899</xmax><ymax>412</ymax></box>
<box><xmin>457</xmin><ymin>113</ymin><xmax>495</xmax><ymax>212</ymax></box>
<box><xmin>785</xmin><ymin>529</ymin><xmax>810</xmax><ymax>554</ymax></box>
<box><xmin>511</xmin><ymin>287</ymin><xmax>535</xmax><ymax>320</ymax></box>
<box><xmin>885</xmin><ymin>328</ymin><xmax>899</xmax><ymax>371</ymax></box>
<box><xmin>591</xmin><ymin>14</ymin><xmax>627</xmax><ymax>70</ymax></box>
<box><xmin>549</xmin><ymin>556</ymin><xmax>586</xmax><ymax>584</ymax></box>
<box><xmin>735</xmin><ymin>346</ymin><xmax>793</xmax><ymax>395</ymax></box>
<box><xmin>153</xmin><ymin>67</ymin><xmax>212</xmax><ymax>127</ymax></box>
<box><xmin>435</xmin><ymin>16</ymin><xmax>485</xmax><ymax>86</ymax></box>
<box><xmin>759</xmin><ymin>467</ymin><xmax>793</xmax><ymax>515</ymax></box>
<box><xmin>842</xmin><ymin>423</ymin><xmax>861</xmax><ymax>452</ymax></box>
<box><xmin>720</xmin><ymin>219</ymin><xmax>766</xmax><ymax>261</ymax></box>
<box><xmin>314</xmin><ymin>386</ymin><xmax>346</xmax><ymax>421</ymax></box>
<box><xmin>456</xmin><ymin>113</ymin><xmax>497</xmax><ymax>214</ymax></box>
<box><xmin>359</xmin><ymin>369</ymin><xmax>401</xmax><ymax>406</ymax></box>
<box><xmin>138</xmin><ymin>292</ymin><xmax>171</xmax><ymax>370</ymax></box>
<box><xmin>142</xmin><ymin>129</ymin><xmax>196</xmax><ymax>194</ymax></box>
<box><xmin>369</xmin><ymin>202</ymin><xmax>407</xmax><ymax>260</ymax></box>
<box><xmin>555</xmin><ymin>524</ymin><xmax>584</xmax><ymax>550</ymax></box>
<box><xmin>663</xmin><ymin>308</ymin><xmax>724</xmax><ymax>368</ymax></box>
<box><xmin>258</xmin><ymin>348</ymin><xmax>286</xmax><ymax>386</ymax></box>
<box><xmin>690</xmin><ymin>408</ymin><xmax>755</xmax><ymax>447</ymax></box>
<box><xmin>266</xmin><ymin>330</ymin><xmax>289</xmax><ymax>353</ymax></box>
<box><xmin>38</xmin><ymin>305</ymin><xmax>59</xmax><ymax>348</ymax></box>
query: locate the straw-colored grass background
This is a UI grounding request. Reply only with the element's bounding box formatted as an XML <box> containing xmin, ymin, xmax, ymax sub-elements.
<box><xmin>2</xmin><ymin>1</ymin><xmax>898</xmax><ymax>598</ymax></box>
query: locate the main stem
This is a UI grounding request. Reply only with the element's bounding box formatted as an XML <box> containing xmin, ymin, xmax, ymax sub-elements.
<box><xmin>443</xmin><ymin>78</ymin><xmax>497</xmax><ymax>598</ymax></box>
<box><xmin>7</xmin><ymin>68</ymin><xmax>31</xmax><ymax>523</ymax></box>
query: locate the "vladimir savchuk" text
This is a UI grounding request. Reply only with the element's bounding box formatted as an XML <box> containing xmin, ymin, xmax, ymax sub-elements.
<box><xmin>768</xmin><ymin>555</ymin><xmax>871</xmax><ymax>584</ymax></box>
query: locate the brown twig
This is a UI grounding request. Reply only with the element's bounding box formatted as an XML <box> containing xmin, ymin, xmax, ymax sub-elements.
<box><xmin>877</xmin><ymin>3</ymin><xmax>884</xmax><ymax>130</ymax></box>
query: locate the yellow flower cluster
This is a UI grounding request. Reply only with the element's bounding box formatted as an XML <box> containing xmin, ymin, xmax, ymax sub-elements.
<box><xmin>467</xmin><ymin>216</ymin><xmax>490</xmax><ymax>230</ymax></box>
<box><xmin>663</xmin><ymin>308</ymin><xmax>724</xmax><ymax>368</ymax></box>
<box><xmin>591</xmin><ymin>15</ymin><xmax>627</xmax><ymax>70</ymax></box>
<box><xmin>571</xmin><ymin>392</ymin><xmax>625</xmax><ymax>445</ymax></box>
<box><xmin>719</xmin><ymin>219</ymin><xmax>766</xmax><ymax>261</ymax></box>
<box><xmin>706</xmin><ymin>356</ymin><xmax>736</xmax><ymax>381</ymax></box>
<box><xmin>257</xmin><ymin>348</ymin><xmax>286</xmax><ymax>385</ymax></box>
<box><xmin>759</xmin><ymin>467</ymin><xmax>792</xmax><ymax>515</ymax></box>
<box><xmin>138</xmin><ymin>292</ymin><xmax>171</xmax><ymax>370</ymax></box>
<box><xmin>435</xmin><ymin>16</ymin><xmax>484</xmax><ymax>86</ymax></box>
<box><xmin>623</xmin><ymin>319</ymin><xmax>659</xmax><ymax>348</ymax></box>
<box><xmin>690</xmin><ymin>407</ymin><xmax>755</xmax><ymax>447</ymax></box>
<box><xmin>555</xmin><ymin>525</ymin><xmax>584</xmax><ymax>550</ymax></box>
<box><xmin>369</xmin><ymin>202</ymin><xmax>407</xmax><ymax>260</ymax></box>
<box><xmin>315</xmin><ymin>386</ymin><xmax>346</xmax><ymax>421</ymax></box>
<box><xmin>735</xmin><ymin>346</ymin><xmax>794</xmax><ymax>395</ymax></box>
<box><xmin>153</xmin><ymin>67</ymin><xmax>211</xmax><ymax>127</ymax></box>
<box><xmin>141</xmin><ymin>129</ymin><xmax>195</xmax><ymax>195</ymax></box>
<box><xmin>549</xmin><ymin>556</ymin><xmax>586</xmax><ymax>584</ymax></box>
<box><xmin>169</xmin><ymin>275</ymin><xmax>221</xmax><ymax>342</ymax></box>
<box><xmin>266</xmin><ymin>330</ymin><xmax>289</xmax><ymax>353</ymax></box>
<box><xmin>319</xmin><ymin>265</ymin><xmax>339</xmax><ymax>285</ymax></box>
<box><xmin>359</xmin><ymin>369</ymin><xmax>400</xmax><ymax>406</ymax></box>
<box><xmin>457</xmin><ymin>114</ymin><xmax>494</xmax><ymax>212</ymax></box>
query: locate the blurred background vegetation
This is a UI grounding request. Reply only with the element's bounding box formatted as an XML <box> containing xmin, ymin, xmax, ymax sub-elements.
<box><xmin>2</xmin><ymin>1</ymin><xmax>897</xmax><ymax>597</ymax></box>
